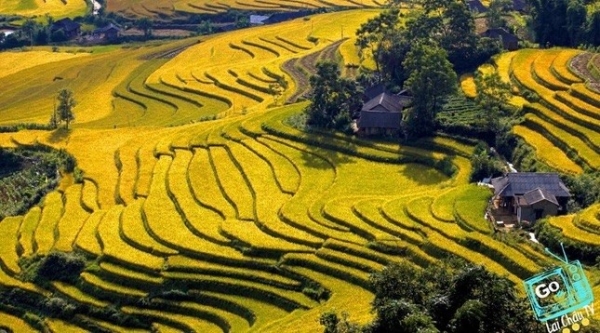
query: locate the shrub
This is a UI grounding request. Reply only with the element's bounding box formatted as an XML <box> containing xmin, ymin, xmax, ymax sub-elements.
<box><xmin>30</xmin><ymin>252</ymin><xmax>86</xmax><ymax>285</ymax></box>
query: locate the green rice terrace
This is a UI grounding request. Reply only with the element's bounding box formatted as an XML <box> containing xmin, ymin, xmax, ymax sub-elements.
<box><xmin>0</xmin><ymin>7</ymin><xmax>599</xmax><ymax>333</ymax></box>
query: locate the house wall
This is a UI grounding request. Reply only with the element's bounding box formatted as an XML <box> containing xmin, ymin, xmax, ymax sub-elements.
<box><xmin>519</xmin><ymin>201</ymin><xmax>558</xmax><ymax>223</ymax></box>
<box><xmin>532</xmin><ymin>201</ymin><xmax>558</xmax><ymax>218</ymax></box>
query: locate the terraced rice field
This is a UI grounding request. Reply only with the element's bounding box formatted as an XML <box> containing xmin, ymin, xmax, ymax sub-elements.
<box><xmin>0</xmin><ymin>0</ymin><xmax>87</xmax><ymax>18</ymax></box>
<box><xmin>0</xmin><ymin>13</ymin><xmax>599</xmax><ymax>332</ymax></box>
<box><xmin>107</xmin><ymin>0</ymin><xmax>383</xmax><ymax>17</ymax></box>
<box><xmin>465</xmin><ymin>48</ymin><xmax>600</xmax><ymax>174</ymax></box>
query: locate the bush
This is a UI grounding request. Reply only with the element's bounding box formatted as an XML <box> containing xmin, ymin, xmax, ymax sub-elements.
<box><xmin>34</xmin><ymin>252</ymin><xmax>86</xmax><ymax>284</ymax></box>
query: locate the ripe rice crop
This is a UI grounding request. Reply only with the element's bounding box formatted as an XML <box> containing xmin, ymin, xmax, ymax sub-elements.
<box><xmin>0</xmin><ymin>311</ymin><xmax>37</xmax><ymax>332</ymax></box>
<box><xmin>460</xmin><ymin>73</ymin><xmax>477</xmax><ymax>98</ymax></box>
<box><xmin>0</xmin><ymin>51</ymin><xmax>89</xmax><ymax>80</ymax></box>
<box><xmin>548</xmin><ymin>215</ymin><xmax>600</xmax><ymax>246</ymax></box>
<box><xmin>74</xmin><ymin>211</ymin><xmax>105</xmax><ymax>256</ymax></box>
<box><xmin>18</xmin><ymin>206</ymin><xmax>41</xmax><ymax>257</ymax></box>
<box><xmin>34</xmin><ymin>191</ymin><xmax>64</xmax><ymax>254</ymax></box>
<box><xmin>513</xmin><ymin>125</ymin><xmax>582</xmax><ymax>174</ymax></box>
<box><xmin>54</xmin><ymin>184</ymin><xmax>90</xmax><ymax>252</ymax></box>
<box><xmin>97</xmin><ymin>205</ymin><xmax>165</xmax><ymax>271</ymax></box>
<box><xmin>0</xmin><ymin>216</ymin><xmax>23</xmax><ymax>275</ymax></box>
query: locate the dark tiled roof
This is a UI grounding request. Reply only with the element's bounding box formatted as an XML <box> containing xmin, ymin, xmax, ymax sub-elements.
<box><xmin>512</xmin><ymin>0</ymin><xmax>527</xmax><ymax>11</ymax></box>
<box><xmin>480</xmin><ymin>28</ymin><xmax>519</xmax><ymax>43</ymax></box>
<box><xmin>52</xmin><ymin>18</ymin><xmax>80</xmax><ymax>32</ymax></box>
<box><xmin>363</xmin><ymin>83</ymin><xmax>386</xmax><ymax>101</ymax></box>
<box><xmin>361</xmin><ymin>92</ymin><xmax>403</xmax><ymax>113</ymax></box>
<box><xmin>467</xmin><ymin>0</ymin><xmax>488</xmax><ymax>13</ymax></box>
<box><xmin>94</xmin><ymin>23</ymin><xmax>120</xmax><ymax>34</ymax></box>
<box><xmin>492</xmin><ymin>173</ymin><xmax>570</xmax><ymax>198</ymax></box>
<box><xmin>522</xmin><ymin>188</ymin><xmax>559</xmax><ymax>206</ymax></box>
<box><xmin>358</xmin><ymin>111</ymin><xmax>401</xmax><ymax>129</ymax></box>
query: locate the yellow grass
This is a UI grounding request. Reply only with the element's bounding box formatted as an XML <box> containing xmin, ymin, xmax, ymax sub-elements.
<box><xmin>551</xmin><ymin>49</ymin><xmax>584</xmax><ymax>84</ymax></box>
<box><xmin>74</xmin><ymin>210</ymin><xmax>105</xmax><ymax>256</ymax></box>
<box><xmin>18</xmin><ymin>206</ymin><xmax>41</xmax><ymax>257</ymax></box>
<box><xmin>46</xmin><ymin>318</ymin><xmax>87</xmax><ymax>333</ymax></box>
<box><xmin>120</xmin><ymin>198</ymin><xmax>179</xmax><ymax>256</ymax></box>
<box><xmin>54</xmin><ymin>184</ymin><xmax>90</xmax><ymax>252</ymax></box>
<box><xmin>34</xmin><ymin>191</ymin><xmax>64</xmax><ymax>254</ymax></box>
<box><xmin>493</xmin><ymin>51</ymin><xmax>518</xmax><ymax>84</ymax></box>
<box><xmin>0</xmin><ymin>311</ymin><xmax>37</xmax><ymax>332</ymax></box>
<box><xmin>0</xmin><ymin>51</ymin><xmax>89</xmax><ymax>80</ymax></box>
<box><xmin>0</xmin><ymin>0</ymin><xmax>86</xmax><ymax>17</ymax></box>
<box><xmin>52</xmin><ymin>281</ymin><xmax>110</xmax><ymax>308</ymax></box>
<box><xmin>81</xmin><ymin>272</ymin><xmax>148</xmax><ymax>297</ymax></box>
<box><xmin>96</xmin><ymin>205</ymin><xmax>165</xmax><ymax>271</ymax></box>
<box><xmin>531</xmin><ymin>49</ymin><xmax>571</xmax><ymax>90</ymax></box>
<box><xmin>460</xmin><ymin>73</ymin><xmax>477</xmax><ymax>98</ymax></box>
<box><xmin>513</xmin><ymin>125</ymin><xmax>582</xmax><ymax>174</ymax></box>
<box><xmin>0</xmin><ymin>216</ymin><xmax>23</xmax><ymax>275</ymax></box>
<box><xmin>549</xmin><ymin>215</ymin><xmax>600</xmax><ymax>246</ymax></box>
<box><xmin>209</xmin><ymin>146</ymin><xmax>255</xmax><ymax>221</ymax></box>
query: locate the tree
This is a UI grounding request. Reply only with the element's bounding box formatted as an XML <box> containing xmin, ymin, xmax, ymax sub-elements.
<box><xmin>487</xmin><ymin>0</ymin><xmax>511</xmax><ymax>29</ymax></box>
<box><xmin>21</xmin><ymin>19</ymin><xmax>36</xmax><ymax>46</ymax></box>
<box><xmin>355</xmin><ymin>7</ymin><xmax>401</xmax><ymax>77</ymax></box>
<box><xmin>474</xmin><ymin>71</ymin><xmax>512</xmax><ymax>134</ymax></box>
<box><xmin>587</xmin><ymin>10</ymin><xmax>600</xmax><ymax>46</ymax></box>
<box><xmin>56</xmin><ymin>89</ymin><xmax>76</xmax><ymax>130</ymax></box>
<box><xmin>136</xmin><ymin>17</ymin><xmax>153</xmax><ymax>39</ymax></box>
<box><xmin>566</xmin><ymin>0</ymin><xmax>586</xmax><ymax>46</ymax></box>
<box><xmin>305</xmin><ymin>62</ymin><xmax>362</xmax><ymax>132</ymax></box>
<box><xmin>402</xmin><ymin>41</ymin><xmax>456</xmax><ymax>138</ymax></box>
<box><xmin>440</xmin><ymin>1</ymin><xmax>478</xmax><ymax>70</ymax></box>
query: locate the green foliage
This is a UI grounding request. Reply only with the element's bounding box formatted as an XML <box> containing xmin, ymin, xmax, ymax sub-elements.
<box><xmin>0</xmin><ymin>145</ymin><xmax>77</xmax><ymax>220</ymax></box>
<box><xmin>364</xmin><ymin>261</ymin><xmax>544</xmax><ymax>333</ymax></box>
<box><xmin>535</xmin><ymin>219</ymin><xmax>600</xmax><ymax>264</ymax></box>
<box><xmin>56</xmin><ymin>89</ymin><xmax>76</xmax><ymax>130</ymax></box>
<box><xmin>469</xmin><ymin>143</ymin><xmax>503</xmax><ymax>182</ymax></box>
<box><xmin>20</xmin><ymin>251</ymin><xmax>86</xmax><ymax>286</ymax></box>
<box><xmin>402</xmin><ymin>41</ymin><xmax>457</xmax><ymax>138</ymax></box>
<box><xmin>305</xmin><ymin>62</ymin><xmax>362</xmax><ymax>132</ymax></box>
<box><xmin>562</xmin><ymin>171</ymin><xmax>600</xmax><ymax>211</ymax></box>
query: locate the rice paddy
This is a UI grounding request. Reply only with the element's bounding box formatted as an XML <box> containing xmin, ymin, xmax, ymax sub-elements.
<box><xmin>0</xmin><ymin>11</ymin><xmax>599</xmax><ymax>332</ymax></box>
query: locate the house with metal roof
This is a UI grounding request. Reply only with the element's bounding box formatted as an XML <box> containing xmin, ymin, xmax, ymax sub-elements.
<box><xmin>491</xmin><ymin>173</ymin><xmax>570</xmax><ymax>224</ymax></box>
<box><xmin>357</xmin><ymin>92</ymin><xmax>406</xmax><ymax>136</ymax></box>
<box><xmin>51</xmin><ymin>18</ymin><xmax>81</xmax><ymax>40</ymax></box>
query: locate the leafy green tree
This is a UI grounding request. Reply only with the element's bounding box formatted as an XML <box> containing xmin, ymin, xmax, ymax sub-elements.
<box><xmin>21</xmin><ymin>18</ymin><xmax>36</xmax><ymax>46</ymax></box>
<box><xmin>474</xmin><ymin>71</ymin><xmax>512</xmax><ymax>134</ymax></box>
<box><xmin>402</xmin><ymin>42</ymin><xmax>456</xmax><ymax>138</ymax></box>
<box><xmin>566</xmin><ymin>0</ymin><xmax>586</xmax><ymax>46</ymax></box>
<box><xmin>587</xmin><ymin>10</ymin><xmax>600</xmax><ymax>46</ymax></box>
<box><xmin>136</xmin><ymin>17</ymin><xmax>153</xmax><ymax>38</ymax></box>
<box><xmin>487</xmin><ymin>0</ymin><xmax>511</xmax><ymax>28</ymax></box>
<box><xmin>440</xmin><ymin>1</ymin><xmax>478</xmax><ymax>70</ymax></box>
<box><xmin>305</xmin><ymin>62</ymin><xmax>362</xmax><ymax>132</ymax></box>
<box><xmin>355</xmin><ymin>7</ymin><xmax>401</xmax><ymax>76</ymax></box>
<box><xmin>56</xmin><ymin>89</ymin><xmax>76</xmax><ymax>130</ymax></box>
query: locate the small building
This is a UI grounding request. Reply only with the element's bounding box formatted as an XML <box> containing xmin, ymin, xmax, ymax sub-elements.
<box><xmin>51</xmin><ymin>18</ymin><xmax>81</xmax><ymax>39</ymax></box>
<box><xmin>491</xmin><ymin>173</ymin><xmax>571</xmax><ymax>224</ymax></box>
<box><xmin>480</xmin><ymin>27</ymin><xmax>519</xmax><ymax>50</ymax></box>
<box><xmin>358</xmin><ymin>92</ymin><xmax>407</xmax><ymax>136</ymax></box>
<box><xmin>93</xmin><ymin>23</ymin><xmax>121</xmax><ymax>41</ymax></box>
<box><xmin>467</xmin><ymin>0</ymin><xmax>488</xmax><ymax>13</ymax></box>
<box><xmin>511</xmin><ymin>0</ymin><xmax>528</xmax><ymax>12</ymax></box>
<box><xmin>249</xmin><ymin>15</ymin><xmax>270</xmax><ymax>26</ymax></box>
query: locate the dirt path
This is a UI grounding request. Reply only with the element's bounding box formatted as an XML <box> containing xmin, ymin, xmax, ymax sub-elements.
<box><xmin>282</xmin><ymin>39</ymin><xmax>345</xmax><ymax>104</ymax></box>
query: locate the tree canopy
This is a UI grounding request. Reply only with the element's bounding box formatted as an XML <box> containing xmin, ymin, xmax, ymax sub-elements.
<box><xmin>305</xmin><ymin>62</ymin><xmax>362</xmax><ymax>132</ymax></box>
<box><xmin>321</xmin><ymin>260</ymin><xmax>545</xmax><ymax>333</ymax></box>
<box><xmin>402</xmin><ymin>41</ymin><xmax>457</xmax><ymax>138</ymax></box>
<box><xmin>56</xmin><ymin>89</ymin><xmax>76</xmax><ymax>130</ymax></box>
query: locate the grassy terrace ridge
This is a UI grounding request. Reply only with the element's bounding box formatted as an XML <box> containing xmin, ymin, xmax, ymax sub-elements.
<box><xmin>2</xmin><ymin>12</ymin><xmax>600</xmax><ymax>332</ymax></box>
<box><xmin>107</xmin><ymin>0</ymin><xmax>383</xmax><ymax>17</ymax></box>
